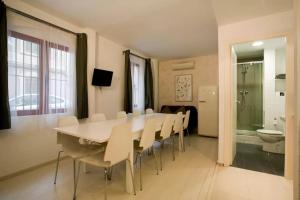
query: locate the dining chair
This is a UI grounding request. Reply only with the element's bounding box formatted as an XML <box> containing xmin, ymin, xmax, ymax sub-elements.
<box><xmin>172</xmin><ymin>112</ymin><xmax>185</xmax><ymax>153</ymax></box>
<box><xmin>89</xmin><ymin>113</ymin><xmax>109</xmax><ymax>148</ymax></box>
<box><xmin>183</xmin><ymin>110</ymin><xmax>191</xmax><ymax>146</ymax></box>
<box><xmin>145</xmin><ymin>108</ymin><xmax>154</xmax><ymax>114</ymax></box>
<box><xmin>74</xmin><ymin>123</ymin><xmax>136</xmax><ymax>200</ymax></box>
<box><xmin>117</xmin><ymin>111</ymin><xmax>127</xmax><ymax>119</ymax></box>
<box><xmin>54</xmin><ymin>116</ymin><xmax>104</xmax><ymax>185</ymax></box>
<box><xmin>134</xmin><ymin>119</ymin><xmax>159</xmax><ymax>191</ymax></box>
<box><xmin>90</xmin><ymin>113</ymin><xmax>106</xmax><ymax>122</ymax></box>
<box><xmin>132</xmin><ymin>110</ymin><xmax>141</xmax><ymax>117</ymax></box>
<box><xmin>155</xmin><ymin>115</ymin><xmax>175</xmax><ymax>169</ymax></box>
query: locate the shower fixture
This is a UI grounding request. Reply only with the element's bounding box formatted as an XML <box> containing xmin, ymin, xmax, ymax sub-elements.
<box><xmin>239</xmin><ymin>64</ymin><xmax>248</xmax><ymax>111</ymax></box>
<box><xmin>237</xmin><ymin>61</ymin><xmax>263</xmax><ymax>111</ymax></box>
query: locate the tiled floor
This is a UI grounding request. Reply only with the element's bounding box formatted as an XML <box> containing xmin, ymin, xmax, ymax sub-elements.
<box><xmin>232</xmin><ymin>143</ymin><xmax>284</xmax><ymax>176</ymax></box>
<box><xmin>209</xmin><ymin>166</ymin><xmax>293</xmax><ymax>200</ymax></box>
<box><xmin>0</xmin><ymin>136</ymin><xmax>292</xmax><ymax>200</ymax></box>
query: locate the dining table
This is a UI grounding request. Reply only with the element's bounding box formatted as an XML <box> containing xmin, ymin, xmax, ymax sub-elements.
<box><xmin>53</xmin><ymin>113</ymin><xmax>184</xmax><ymax>193</ymax></box>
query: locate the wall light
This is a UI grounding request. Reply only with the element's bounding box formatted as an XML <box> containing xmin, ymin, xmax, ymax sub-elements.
<box><xmin>252</xmin><ymin>41</ymin><xmax>263</xmax><ymax>47</ymax></box>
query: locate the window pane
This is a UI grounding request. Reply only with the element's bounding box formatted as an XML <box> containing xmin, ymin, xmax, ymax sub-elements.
<box><xmin>16</xmin><ymin>39</ymin><xmax>23</xmax><ymax>65</ymax></box>
<box><xmin>47</xmin><ymin>46</ymin><xmax>70</xmax><ymax>113</ymax></box>
<box><xmin>8</xmin><ymin>37</ymin><xmax>15</xmax><ymax>62</ymax></box>
<box><xmin>32</xmin><ymin>43</ymin><xmax>38</xmax><ymax>56</ymax></box>
<box><xmin>130</xmin><ymin>59</ymin><xmax>145</xmax><ymax>112</ymax></box>
<box><xmin>8</xmin><ymin>33</ymin><xmax>41</xmax><ymax>116</ymax></box>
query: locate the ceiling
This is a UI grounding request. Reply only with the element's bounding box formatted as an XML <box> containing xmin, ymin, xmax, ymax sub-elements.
<box><xmin>212</xmin><ymin>0</ymin><xmax>293</xmax><ymax>25</ymax></box>
<box><xmin>21</xmin><ymin>0</ymin><xmax>293</xmax><ymax>60</ymax></box>
<box><xmin>234</xmin><ymin>37</ymin><xmax>287</xmax><ymax>59</ymax></box>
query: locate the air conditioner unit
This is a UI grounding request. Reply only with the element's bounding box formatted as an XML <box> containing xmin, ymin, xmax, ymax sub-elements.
<box><xmin>172</xmin><ymin>61</ymin><xmax>195</xmax><ymax>71</ymax></box>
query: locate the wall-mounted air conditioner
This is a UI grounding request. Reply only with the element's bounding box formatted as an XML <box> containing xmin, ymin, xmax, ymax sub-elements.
<box><xmin>172</xmin><ymin>61</ymin><xmax>195</xmax><ymax>71</ymax></box>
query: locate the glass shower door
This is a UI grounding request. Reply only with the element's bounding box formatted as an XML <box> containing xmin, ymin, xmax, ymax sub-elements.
<box><xmin>237</xmin><ymin>62</ymin><xmax>263</xmax><ymax>131</ymax></box>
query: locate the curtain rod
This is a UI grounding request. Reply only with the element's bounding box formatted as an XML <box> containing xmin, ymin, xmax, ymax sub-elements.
<box><xmin>6</xmin><ymin>6</ymin><xmax>78</xmax><ymax>36</ymax></box>
<box><xmin>122</xmin><ymin>50</ymin><xmax>148</xmax><ymax>60</ymax></box>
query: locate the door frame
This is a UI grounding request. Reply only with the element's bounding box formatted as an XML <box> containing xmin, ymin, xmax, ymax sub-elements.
<box><xmin>222</xmin><ymin>33</ymin><xmax>295</xmax><ymax>179</ymax></box>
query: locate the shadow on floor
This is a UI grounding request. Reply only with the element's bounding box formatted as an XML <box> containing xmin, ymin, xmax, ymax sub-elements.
<box><xmin>232</xmin><ymin>143</ymin><xmax>284</xmax><ymax>176</ymax></box>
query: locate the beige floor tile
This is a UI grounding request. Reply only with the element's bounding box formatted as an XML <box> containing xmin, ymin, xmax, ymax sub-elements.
<box><xmin>209</xmin><ymin>166</ymin><xmax>292</xmax><ymax>200</ymax></box>
<box><xmin>0</xmin><ymin>136</ymin><xmax>293</xmax><ymax>200</ymax></box>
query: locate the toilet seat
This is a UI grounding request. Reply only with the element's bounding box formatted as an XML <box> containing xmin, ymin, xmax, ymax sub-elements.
<box><xmin>256</xmin><ymin>129</ymin><xmax>283</xmax><ymax>135</ymax></box>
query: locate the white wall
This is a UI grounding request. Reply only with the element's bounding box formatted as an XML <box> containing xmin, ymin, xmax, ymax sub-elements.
<box><xmin>158</xmin><ymin>55</ymin><xmax>219</xmax><ymax>110</ymax></box>
<box><xmin>95</xmin><ymin>35</ymin><xmax>158</xmax><ymax>119</ymax></box>
<box><xmin>95</xmin><ymin>36</ymin><xmax>126</xmax><ymax>119</ymax></box>
<box><xmin>0</xmin><ymin>0</ymin><xmax>93</xmax><ymax>178</ymax></box>
<box><xmin>0</xmin><ymin>0</ymin><xmax>157</xmax><ymax>178</ymax></box>
<box><xmin>218</xmin><ymin>11</ymin><xmax>295</xmax><ymax>179</ymax></box>
<box><xmin>263</xmin><ymin>49</ymin><xmax>285</xmax><ymax>132</ymax></box>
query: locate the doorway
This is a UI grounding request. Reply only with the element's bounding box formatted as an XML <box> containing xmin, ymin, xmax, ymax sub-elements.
<box><xmin>231</xmin><ymin>37</ymin><xmax>287</xmax><ymax>176</ymax></box>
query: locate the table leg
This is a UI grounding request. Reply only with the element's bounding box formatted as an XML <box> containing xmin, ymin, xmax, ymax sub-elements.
<box><xmin>126</xmin><ymin>143</ymin><xmax>134</xmax><ymax>193</ymax></box>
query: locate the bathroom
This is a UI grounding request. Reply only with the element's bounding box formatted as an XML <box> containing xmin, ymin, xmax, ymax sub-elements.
<box><xmin>232</xmin><ymin>37</ymin><xmax>286</xmax><ymax>176</ymax></box>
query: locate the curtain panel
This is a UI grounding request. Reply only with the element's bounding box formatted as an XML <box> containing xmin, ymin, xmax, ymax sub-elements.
<box><xmin>5</xmin><ymin>10</ymin><xmax>76</xmax><ymax>135</ymax></box>
<box><xmin>124</xmin><ymin>50</ymin><xmax>133</xmax><ymax>113</ymax></box>
<box><xmin>76</xmin><ymin>33</ymin><xmax>89</xmax><ymax>119</ymax></box>
<box><xmin>144</xmin><ymin>58</ymin><xmax>154</xmax><ymax>109</ymax></box>
<box><xmin>0</xmin><ymin>1</ymin><xmax>11</xmax><ymax>130</ymax></box>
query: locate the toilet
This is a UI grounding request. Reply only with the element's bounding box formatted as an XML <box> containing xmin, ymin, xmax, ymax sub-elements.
<box><xmin>256</xmin><ymin>129</ymin><xmax>285</xmax><ymax>154</ymax></box>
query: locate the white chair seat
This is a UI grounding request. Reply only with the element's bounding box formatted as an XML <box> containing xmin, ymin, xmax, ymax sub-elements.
<box><xmin>132</xmin><ymin>110</ymin><xmax>141</xmax><ymax>117</ymax></box>
<box><xmin>117</xmin><ymin>111</ymin><xmax>127</xmax><ymax>119</ymax></box>
<box><xmin>64</xmin><ymin>143</ymin><xmax>106</xmax><ymax>159</ymax></box>
<box><xmin>133</xmin><ymin>119</ymin><xmax>158</xmax><ymax>191</ymax></box>
<box><xmin>54</xmin><ymin>116</ymin><xmax>106</xmax><ymax>186</ymax></box>
<box><xmin>73</xmin><ymin>123</ymin><xmax>136</xmax><ymax>199</ymax></box>
<box><xmin>90</xmin><ymin>113</ymin><xmax>106</xmax><ymax>122</ymax></box>
<box><xmin>79</xmin><ymin>152</ymin><xmax>111</xmax><ymax>168</ymax></box>
<box><xmin>145</xmin><ymin>108</ymin><xmax>154</xmax><ymax>114</ymax></box>
<box><xmin>60</xmin><ymin>133</ymin><xmax>106</xmax><ymax>159</ymax></box>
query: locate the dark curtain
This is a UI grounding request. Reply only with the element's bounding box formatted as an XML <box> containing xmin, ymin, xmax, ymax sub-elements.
<box><xmin>0</xmin><ymin>1</ymin><xmax>11</xmax><ymax>130</ymax></box>
<box><xmin>76</xmin><ymin>33</ymin><xmax>89</xmax><ymax>119</ymax></box>
<box><xmin>124</xmin><ymin>50</ymin><xmax>133</xmax><ymax>113</ymax></box>
<box><xmin>144</xmin><ymin>58</ymin><xmax>154</xmax><ymax>109</ymax></box>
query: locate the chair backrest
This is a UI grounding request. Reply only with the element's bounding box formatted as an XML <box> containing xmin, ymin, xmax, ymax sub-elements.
<box><xmin>58</xmin><ymin>116</ymin><xmax>79</xmax><ymax>127</ymax></box>
<box><xmin>104</xmin><ymin>123</ymin><xmax>132</xmax><ymax>165</ymax></box>
<box><xmin>160</xmin><ymin>115</ymin><xmax>174</xmax><ymax>140</ymax></box>
<box><xmin>145</xmin><ymin>108</ymin><xmax>154</xmax><ymax>114</ymax></box>
<box><xmin>57</xmin><ymin>116</ymin><xmax>79</xmax><ymax>145</ymax></box>
<box><xmin>132</xmin><ymin>110</ymin><xmax>141</xmax><ymax>117</ymax></box>
<box><xmin>183</xmin><ymin>110</ymin><xmax>190</xmax><ymax>129</ymax></box>
<box><xmin>90</xmin><ymin>113</ymin><xmax>106</xmax><ymax>122</ymax></box>
<box><xmin>173</xmin><ymin>112</ymin><xmax>183</xmax><ymax>134</ymax></box>
<box><xmin>139</xmin><ymin>119</ymin><xmax>157</xmax><ymax>150</ymax></box>
<box><xmin>117</xmin><ymin>111</ymin><xmax>127</xmax><ymax>119</ymax></box>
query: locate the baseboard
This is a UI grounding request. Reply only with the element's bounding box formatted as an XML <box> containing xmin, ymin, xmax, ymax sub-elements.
<box><xmin>0</xmin><ymin>156</ymin><xmax>67</xmax><ymax>181</ymax></box>
<box><xmin>198</xmin><ymin>134</ymin><xmax>219</xmax><ymax>139</ymax></box>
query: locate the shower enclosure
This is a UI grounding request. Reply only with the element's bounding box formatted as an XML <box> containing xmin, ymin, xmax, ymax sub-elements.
<box><xmin>237</xmin><ymin>61</ymin><xmax>263</xmax><ymax>131</ymax></box>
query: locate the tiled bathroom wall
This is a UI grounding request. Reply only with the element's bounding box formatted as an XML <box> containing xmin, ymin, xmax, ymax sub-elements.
<box><xmin>263</xmin><ymin>48</ymin><xmax>286</xmax><ymax>132</ymax></box>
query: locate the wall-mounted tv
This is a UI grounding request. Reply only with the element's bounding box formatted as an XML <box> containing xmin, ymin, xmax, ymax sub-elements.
<box><xmin>92</xmin><ymin>68</ymin><xmax>113</xmax><ymax>87</ymax></box>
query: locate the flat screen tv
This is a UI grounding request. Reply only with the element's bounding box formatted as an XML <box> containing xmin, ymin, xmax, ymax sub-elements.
<box><xmin>92</xmin><ymin>68</ymin><xmax>113</xmax><ymax>87</ymax></box>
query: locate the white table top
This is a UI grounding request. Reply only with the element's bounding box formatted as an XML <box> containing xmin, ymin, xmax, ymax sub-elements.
<box><xmin>54</xmin><ymin>113</ymin><xmax>174</xmax><ymax>143</ymax></box>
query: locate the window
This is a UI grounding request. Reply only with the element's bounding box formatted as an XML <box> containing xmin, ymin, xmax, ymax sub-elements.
<box><xmin>47</xmin><ymin>42</ymin><xmax>72</xmax><ymax>114</ymax></box>
<box><xmin>8</xmin><ymin>31</ymin><xmax>74</xmax><ymax>116</ymax></box>
<box><xmin>130</xmin><ymin>55</ymin><xmax>145</xmax><ymax>112</ymax></box>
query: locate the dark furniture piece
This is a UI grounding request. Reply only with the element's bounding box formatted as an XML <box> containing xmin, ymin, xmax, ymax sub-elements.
<box><xmin>160</xmin><ymin>105</ymin><xmax>198</xmax><ymax>135</ymax></box>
